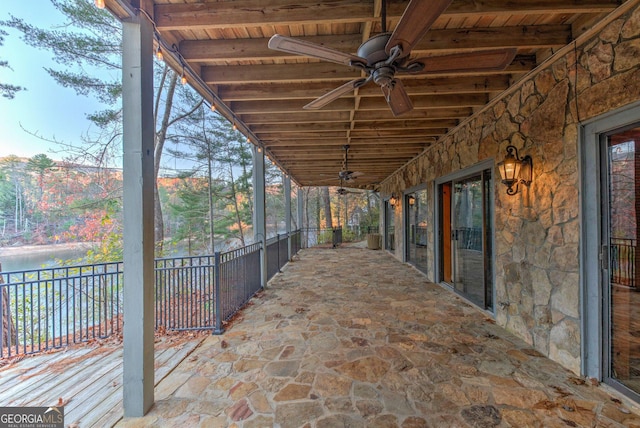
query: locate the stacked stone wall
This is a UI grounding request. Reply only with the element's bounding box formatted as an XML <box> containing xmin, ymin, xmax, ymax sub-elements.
<box><xmin>380</xmin><ymin>3</ymin><xmax>640</xmax><ymax>374</ymax></box>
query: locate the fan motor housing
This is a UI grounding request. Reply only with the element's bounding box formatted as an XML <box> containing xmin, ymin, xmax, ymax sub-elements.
<box><xmin>357</xmin><ymin>32</ymin><xmax>392</xmax><ymax>65</ymax></box>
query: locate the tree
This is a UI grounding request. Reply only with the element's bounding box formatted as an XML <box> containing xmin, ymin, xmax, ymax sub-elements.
<box><xmin>0</xmin><ymin>29</ymin><xmax>25</xmax><ymax>99</ymax></box>
<box><xmin>321</xmin><ymin>186</ymin><xmax>333</xmax><ymax>228</ymax></box>
<box><xmin>27</xmin><ymin>154</ymin><xmax>56</xmax><ymax>197</ymax></box>
<box><xmin>4</xmin><ymin>0</ymin><xmax>206</xmax><ymax>254</ymax></box>
<box><xmin>167</xmin><ymin>107</ymin><xmax>254</xmax><ymax>250</ymax></box>
<box><xmin>0</xmin><ymin>156</ymin><xmax>28</xmax><ymax>236</ymax></box>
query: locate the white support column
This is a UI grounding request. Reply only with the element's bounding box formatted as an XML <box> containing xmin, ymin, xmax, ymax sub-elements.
<box><xmin>122</xmin><ymin>14</ymin><xmax>155</xmax><ymax>417</ymax></box>
<box><xmin>284</xmin><ymin>174</ymin><xmax>292</xmax><ymax>259</ymax></box>
<box><xmin>297</xmin><ymin>187</ymin><xmax>305</xmax><ymax>248</ymax></box>
<box><xmin>252</xmin><ymin>146</ymin><xmax>267</xmax><ymax>287</ymax></box>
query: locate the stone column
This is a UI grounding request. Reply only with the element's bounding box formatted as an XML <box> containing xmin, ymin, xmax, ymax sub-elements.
<box><xmin>122</xmin><ymin>13</ymin><xmax>155</xmax><ymax>417</ymax></box>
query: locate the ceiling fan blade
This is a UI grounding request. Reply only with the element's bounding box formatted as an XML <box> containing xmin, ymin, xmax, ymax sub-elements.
<box><xmin>384</xmin><ymin>80</ymin><xmax>413</xmax><ymax>117</ymax></box>
<box><xmin>268</xmin><ymin>34</ymin><xmax>367</xmax><ymax>66</ymax></box>
<box><xmin>349</xmin><ymin>171</ymin><xmax>365</xmax><ymax>178</ymax></box>
<box><xmin>409</xmin><ymin>48</ymin><xmax>518</xmax><ymax>74</ymax></box>
<box><xmin>304</xmin><ymin>78</ymin><xmax>367</xmax><ymax>110</ymax></box>
<box><xmin>385</xmin><ymin>0</ymin><xmax>453</xmax><ymax>58</ymax></box>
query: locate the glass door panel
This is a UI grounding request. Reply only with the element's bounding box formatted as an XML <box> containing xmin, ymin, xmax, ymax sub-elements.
<box><xmin>440</xmin><ymin>183</ymin><xmax>453</xmax><ymax>283</ymax></box>
<box><xmin>452</xmin><ymin>174</ymin><xmax>485</xmax><ymax>307</ymax></box>
<box><xmin>605</xmin><ymin>125</ymin><xmax>640</xmax><ymax>396</ymax></box>
<box><xmin>385</xmin><ymin>201</ymin><xmax>395</xmax><ymax>251</ymax></box>
<box><xmin>406</xmin><ymin>190</ymin><xmax>429</xmax><ymax>273</ymax></box>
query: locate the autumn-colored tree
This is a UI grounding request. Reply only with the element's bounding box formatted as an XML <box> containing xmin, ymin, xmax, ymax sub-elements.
<box><xmin>4</xmin><ymin>0</ymin><xmax>207</xmax><ymax>254</ymax></box>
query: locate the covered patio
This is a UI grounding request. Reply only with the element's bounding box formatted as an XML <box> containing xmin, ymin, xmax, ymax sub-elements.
<box><xmin>4</xmin><ymin>246</ymin><xmax>640</xmax><ymax>426</ymax></box>
<box><xmin>86</xmin><ymin>0</ymin><xmax>640</xmax><ymax>419</ymax></box>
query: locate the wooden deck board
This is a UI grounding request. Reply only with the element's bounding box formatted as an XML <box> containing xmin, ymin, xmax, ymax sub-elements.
<box><xmin>35</xmin><ymin>350</ymin><xmax>124</xmax><ymax>411</ymax></box>
<box><xmin>0</xmin><ymin>336</ymin><xmax>205</xmax><ymax>427</ymax></box>
<box><xmin>7</xmin><ymin>348</ymin><xmax>121</xmax><ymax>407</ymax></box>
<box><xmin>0</xmin><ymin>347</ymin><xmax>93</xmax><ymax>392</ymax></box>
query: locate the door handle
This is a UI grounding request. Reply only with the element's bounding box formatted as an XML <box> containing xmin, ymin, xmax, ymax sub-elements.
<box><xmin>600</xmin><ymin>244</ymin><xmax>609</xmax><ymax>270</ymax></box>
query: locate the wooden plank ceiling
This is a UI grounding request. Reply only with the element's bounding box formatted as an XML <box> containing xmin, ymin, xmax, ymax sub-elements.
<box><xmin>109</xmin><ymin>0</ymin><xmax>620</xmax><ymax>188</ymax></box>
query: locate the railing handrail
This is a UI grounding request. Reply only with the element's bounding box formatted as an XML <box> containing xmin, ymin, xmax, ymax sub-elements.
<box><xmin>1</xmin><ymin>231</ymin><xmax>304</xmax><ymax>358</ymax></box>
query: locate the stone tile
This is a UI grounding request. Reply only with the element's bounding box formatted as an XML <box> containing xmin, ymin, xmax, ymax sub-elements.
<box><xmin>113</xmin><ymin>247</ymin><xmax>640</xmax><ymax>427</ymax></box>
<box><xmin>274</xmin><ymin>401</ymin><xmax>324</xmax><ymax>428</ymax></box>
<box><xmin>273</xmin><ymin>383</ymin><xmax>311</xmax><ymax>401</ymax></box>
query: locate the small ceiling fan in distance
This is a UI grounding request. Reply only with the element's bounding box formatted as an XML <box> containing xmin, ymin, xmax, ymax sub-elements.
<box><xmin>268</xmin><ymin>0</ymin><xmax>517</xmax><ymax>117</ymax></box>
<box><xmin>338</xmin><ymin>144</ymin><xmax>363</xmax><ymax>182</ymax></box>
<box><xmin>316</xmin><ymin>144</ymin><xmax>363</xmax><ymax>185</ymax></box>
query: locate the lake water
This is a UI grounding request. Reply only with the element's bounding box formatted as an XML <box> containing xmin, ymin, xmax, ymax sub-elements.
<box><xmin>0</xmin><ymin>244</ymin><xmax>92</xmax><ymax>273</ymax></box>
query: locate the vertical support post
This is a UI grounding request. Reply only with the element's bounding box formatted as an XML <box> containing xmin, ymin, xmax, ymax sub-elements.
<box><xmin>277</xmin><ymin>233</ymin><xmax>282</xmax><ymax>273</ymax></box>
<box><xmin>252</xmin><ymin>146</ymin><xmax>267</xmax><ymax>288</ymax></box>
<box><xmin>122</xmin><ymin>13</ymin><xmax>155</xmax><ymax>418</ymax></box>
<box><xmin>284</xmin><ymin>174</ymin><xmax>292</xmax><ymax>260</ymax></box>
<box><xmin>297</xmin><ymin>187</ymin><xmax>304</xmax><ymax>249</ymax></box>
<box><xmin>213</xmin><ymin>252</ymin><xmax>224</xmax><ymax>334</ymax></box>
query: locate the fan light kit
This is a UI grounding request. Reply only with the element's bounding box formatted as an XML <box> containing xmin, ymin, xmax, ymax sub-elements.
<box><xmin>268</xmin><ymin>0</ymin><xmax>516</xmax><ymax>117</ymax></box>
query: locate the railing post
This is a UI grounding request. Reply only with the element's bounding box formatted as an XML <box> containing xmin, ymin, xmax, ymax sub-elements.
<box><xmin>277</xmin><ymin>234</ymin><xmax>282</xmax><ymax>273</ymax></box>
<box><xmin>213</xmin><ymin>252</ymin><xmax>224</xmax><ymax>335</ymax></box>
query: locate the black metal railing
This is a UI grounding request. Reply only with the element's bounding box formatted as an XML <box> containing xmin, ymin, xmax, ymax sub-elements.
<box><xmin>1</xmin><ymin>262</ymin><xmax>123</xmax><ymax>358</ymax></box>
<box><xmin>611</xmin><ymin>238</ymin><xmax>636</xmax><ymax>288</ymax></box>
<box><xmin>266</xmin><ymin>233</ymin><xmax>291</xmax><ymax>281</ymax></box>
<box><xmin>155</xmin><ymin>255</ymin><xmax>215</xmax><ymax>331</ymax></box>
<box><xmin>218</xmin><ymin>243</ymin><xmax>262</xmax><ymax>329</ymax></box>
<box><xmin>301</xmin><ymin>227</ymin><xmax>344</xmax><ymax>248</ymax></box>
<box><xmin>1</xmin><ymin>230</ymin><xmax>303</xmax><ymax>358</ymax></box>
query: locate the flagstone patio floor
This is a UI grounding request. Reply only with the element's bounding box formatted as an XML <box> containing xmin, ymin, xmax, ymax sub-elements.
<box><xmin>119</xmin><ymin>246</ymin><xmax>640</xmax><ymax>427</ymax></box>
<box><xmin>3</xmin><ymin>245</ymin><xmax>640</xmax><ymax>427</ymax></box>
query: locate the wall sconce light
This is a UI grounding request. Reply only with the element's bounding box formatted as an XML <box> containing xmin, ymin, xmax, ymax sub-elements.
<box><xmin>408</xmin><ymin>195</ymin><xmax>416</xmax><ymax>206</ymax></box>
<box><xmin>497</xmin><ymin>145</ymin><xmax>533</xmax><ymax>195</ymax></box>
<box><xmin>389</xmin><ymin>195</ymin><xmax>399</xmax><ymax>206</ymax></box>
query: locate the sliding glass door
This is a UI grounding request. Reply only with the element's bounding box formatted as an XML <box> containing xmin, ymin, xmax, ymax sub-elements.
<box><xmin>439</xmin><ymin>168</ymin><xmax>493</xmax><ymax>310</ymax></box>
<box><xmin>406</xmin><ymin>189</ymin><xmax>429</xmax><ymax>273</ymax></box>
<box><xmin>603</xmin><ymin>124</ymin><xmax>640</xmax><ymax>400</ymax></box>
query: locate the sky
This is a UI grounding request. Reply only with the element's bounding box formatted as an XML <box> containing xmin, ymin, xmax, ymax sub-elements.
<box><xmin>0</xmin><ymin>1</ymin><xmax>112</xmax><ymax>162</ymax></box>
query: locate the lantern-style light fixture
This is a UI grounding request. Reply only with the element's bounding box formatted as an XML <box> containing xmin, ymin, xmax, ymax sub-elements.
<box><xmin>389</xmin><ymin>195</ymin><xmax>399</xmax><ymax>206</ymax></box>
<box><xmin>497</xmin><ymin>145</ymin><xmax>533</xmax><ymax>195</ymax></box>
<box><xmin>408</xmin><ymin>195</ymin><xmax>416</xmax><ymax>206</ymax></box>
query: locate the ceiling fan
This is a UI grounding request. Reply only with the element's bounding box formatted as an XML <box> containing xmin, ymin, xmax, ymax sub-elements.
<box><xmin>268</xmin><ymin>0</ymin><xmax>517</xmax><ymax>117</ymax></box>
<box><xmin>336</xmin><ymin>185</ymin><xmax>364</xmax><ymax>196</ymax></box>
<box><xmin>316</xmin><ymin>144</ymin><xmax>363</xmax><ymax>184</ymax></box>
<box><xmin>339</xmin><ymin>144</ymin><xmax>363</xmax><ymax>182</ymax></box>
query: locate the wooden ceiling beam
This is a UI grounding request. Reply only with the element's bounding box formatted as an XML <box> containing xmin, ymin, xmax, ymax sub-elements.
<box><xmin>232</xmin><ymin>93</ymin><xmax>484</xmax><ymax>115</ymax></box>
<box><xmin>203</xmin><ymin>58</ymin><xmax>534</xmax><ymax>85</ymax></box>
<box><xmin>252</xmin><ymin>123</ymin><xmax>352</xmax><ymax>133</ymax></box>
<box><xmin>357</xmin><ymin>94</ymin><xmax>488</xmax><ymax>110</ymax></box>
<box><xmin>241</xmin><ymin>111</ymin><xmax>351</xmax><ymax>124</ymax></box>
<box><xmin>252</xmin><ymin>119</ymin><xmax>456</xmax><ymax>133</ymax></box>
<box><xmin>155</xmin><ymin>0</ymin><xmax>617</xmax><ymax>31</ymax></box>
<box><xmin>267</xmin><ymin>146</ymin><xmax>425</xmax><ymax>154</ymax></box>
<box><xmin>349</xmin><ymin>129</ymin><xmax>449</xmax><ymax>138</ymax></box>
<box><xmin>155</xmin><ymin>0</ymin><xmax>375</xmax><ymax>31</ymax></box>
<box><xmin>263</xmin><ymin>138</ymin><xmax>430</xmax><ymax>146</ymax></box>
<box><xmin>257</xmin><ymin>131</ymin><xmax>349</xmax><ymax>140</ymax></box>
<box><xmin>219</xmin><ymin>76</ymin><xmax>511</xmax><ymax>101</ymax></box>
<box><xmin>180</xmin><ymin>25</ymin><xmax>570</xmax><ymax>63</ymax></box>
<box><xmin>181</xmin><ymin>35</ymin><xmax>362</xmax><ymax>63</ymax></box>
<box><xmin>351</xmin><ymin>119</ymin><xmax>459</xmax><ymax>130</ymax></box>
<box><xmin>352</xmin><ymin>108</ymin><xmax>472</xmax><ymax>121</ymax></box>
<box><xmin>230</xmin><ymin>98</ymin><xmax>355</xmax><ymax>114</ymax></box>
<box><xmin>202</xmin><ymin>63</ymin><xmax>361</xmax><ymax>85</ymax></box>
